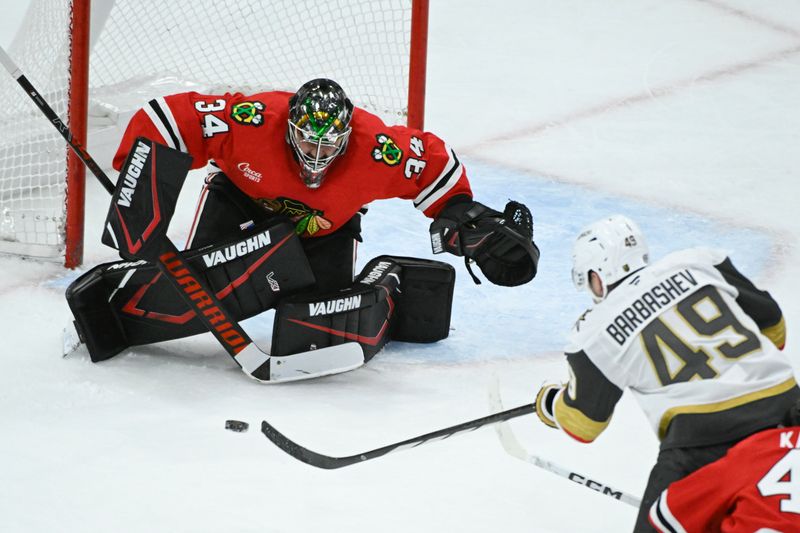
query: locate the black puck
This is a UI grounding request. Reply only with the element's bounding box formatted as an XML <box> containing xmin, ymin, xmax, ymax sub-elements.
<box><xmin>225</xmin><ymin>420</ymin><xmax>249</xmax><ymax>433</ymax></box>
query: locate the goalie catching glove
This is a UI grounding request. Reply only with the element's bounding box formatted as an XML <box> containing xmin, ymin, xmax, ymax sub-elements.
<box><xmin>429</xmin><ymin>198</ymin><xmax>540</xmax><ymax>286</ymax></box>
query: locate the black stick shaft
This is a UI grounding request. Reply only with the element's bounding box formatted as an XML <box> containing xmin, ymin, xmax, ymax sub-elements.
<box><xmin>0</xmin><ymin>46</ymin><xmax>115</xmax><ymax>194</ymax></box>
<box><xmin>262</xmin><ymin>403</ymin><xmax>535</xmax><ymax>469</ymax></box>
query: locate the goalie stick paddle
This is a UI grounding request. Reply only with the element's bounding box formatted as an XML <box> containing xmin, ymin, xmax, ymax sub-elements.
<box><xmin>488</xmin><ymin>380</ymin><xmax>642</xmax><ymax>508</ymax></box>
<box><xmin>0</xmin><ymin>45</ymin><xmax>365</xmax><ymax>383</ymax></box>
<box><xmin>261</xmin><ymin>403</ymin><xmax>535</xmax><ymax>469</ymax></box>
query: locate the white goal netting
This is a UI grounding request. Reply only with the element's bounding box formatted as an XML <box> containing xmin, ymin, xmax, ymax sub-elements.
<box><xmin>0</xmin><ymin>1</ymin><xmax>73</xmax><ymax>260</ymax></box>
<box><xmin>0</xmin><ymin>0</ymin><xmax>416</xmax><ymax>263</ymax></box>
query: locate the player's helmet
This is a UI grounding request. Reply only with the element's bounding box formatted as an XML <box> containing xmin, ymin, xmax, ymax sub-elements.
<box><xmin>287</xmin><ymin>78</ymin><xmax>354</xmax><ymax>188</ymax></box>
<box><xmin>571</xmin><ymin>214</ymin><xmax>649</xmax><ymax>302</ymax></box>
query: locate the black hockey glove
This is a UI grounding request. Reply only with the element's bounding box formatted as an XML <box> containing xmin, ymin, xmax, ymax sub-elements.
<box><xmin>429</xmin><ymin>199</ymin><xmax>540</xmax><ymax>287</ymax></box>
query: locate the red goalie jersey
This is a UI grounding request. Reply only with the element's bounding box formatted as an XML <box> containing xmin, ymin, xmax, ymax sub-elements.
<box><xmin>112</xmin><ymin>91</ymin><xmax>472</xmax><ymax>238</ymax></box>
<box><xmin>649</xmin><ymin>427</ymin><xmax>800</xmax><ymax>532</ymax></box>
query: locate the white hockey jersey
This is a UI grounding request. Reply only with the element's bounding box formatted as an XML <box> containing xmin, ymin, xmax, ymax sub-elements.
<box><xmin>551</xmin><ymin>247</ymin><xmax>795</xmax><ymax>448</ymax></box>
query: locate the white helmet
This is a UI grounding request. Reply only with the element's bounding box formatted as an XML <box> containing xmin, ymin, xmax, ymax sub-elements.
<box><xmin>571</xmin><ymin>214</ymin><xmax>649</xmax><ymax>301</ymax></box>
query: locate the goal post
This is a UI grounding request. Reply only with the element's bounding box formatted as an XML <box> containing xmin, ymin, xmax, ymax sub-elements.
<box><xmin>65</xmin><ymin>0</ymin><xmax>90</xmax><ymax>268</ymax></box>
<box><xmin>0</xmin><ymin>0</ymin><xmax>429</xmax><ymax>268</ymax></box>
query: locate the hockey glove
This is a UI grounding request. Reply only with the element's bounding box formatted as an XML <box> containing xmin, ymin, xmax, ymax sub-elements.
<box><xmin>429</xmin><ymin>199</ymin><xmax>540</xmax><ymax>286</ymax></box>
<box><xmin>535</xmin><ymin>383</ymin><xmax>561</xmax><ymax>429</ymax></box>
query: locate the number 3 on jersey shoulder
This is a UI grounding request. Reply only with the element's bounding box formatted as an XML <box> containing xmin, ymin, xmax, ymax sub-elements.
<box><xmin>194</xmin><ymin>99</ymin><xmax>230</xmax><ymax>138</ymax></box>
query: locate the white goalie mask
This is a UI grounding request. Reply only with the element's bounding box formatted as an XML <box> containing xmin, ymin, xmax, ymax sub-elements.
<box><xmin>571</xmin><ymin>214</ymin><xmax>649</xmax><ymax>302</ymax></box>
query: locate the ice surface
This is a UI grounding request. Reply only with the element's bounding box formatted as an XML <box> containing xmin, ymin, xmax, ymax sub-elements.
<box><xmin>1</xmin><ymin>1</ymin><xmax>799</xmax><ymax>532</ymax></box>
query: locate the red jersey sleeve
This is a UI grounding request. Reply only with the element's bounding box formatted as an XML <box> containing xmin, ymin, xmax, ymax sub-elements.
<box><xmin>398</xmin><ymin>128</ymin><xmax>472</xmax><ymax>218</ymax></box>
<box><xmin>350</xmin><ymin>110</ymin><xmax>473</xmax><ymax>219</ymax></box>
<box><xmin>112</xmin><ymin>92</ymin><xmax>233</xmax><ymax>171</ymax></box>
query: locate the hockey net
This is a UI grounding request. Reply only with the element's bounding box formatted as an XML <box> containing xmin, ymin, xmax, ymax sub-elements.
<box><xmin>0</xmin><ymin>0</ymin><xmax>428</xmax><ymax>267</ymax></box>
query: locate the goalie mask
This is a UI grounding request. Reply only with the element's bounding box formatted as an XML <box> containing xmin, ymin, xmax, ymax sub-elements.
<box><xmin>571</xmin><ymin>214</ymin><xmax>649</xmax><ymax>302</ymax></box>
<box><xmin>287</xmin><ymin>78</ymin><xmax>353</xmax><ymax>188</ymax></box>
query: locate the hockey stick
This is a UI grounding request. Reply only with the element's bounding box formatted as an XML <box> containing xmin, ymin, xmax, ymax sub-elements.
<box><xmin>0</xmin><ymin>46</ymin><xmax>364</xmax><ymax>383</ymax></box>
<box><xmin>488</xmin><ymin>381</ymin><xmax>642</xmax><ymax>507</ymax></box>
<box><xmin>261</xmin><ymin>403</ymin><xmax>535</xmax><ymax>469</ymax></box>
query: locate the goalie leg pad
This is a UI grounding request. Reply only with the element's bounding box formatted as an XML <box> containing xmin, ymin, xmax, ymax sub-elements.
<box><xmin>66</xmin><ymin>220</ymin><xmax>314</xmax><ymax>362</ymax></box>
<box><xmin>271</xmin><ymin>255</ymin><xmax>455</xmax><ymax>363</ymax></box>
<box><xmin>383</xmin><ymin>256</ymin><xmax>455</xmax><ymax>343</ymax></box>
<box><xmin>66</xmin><ymin>267</ymin><xmax>131</xmax><ymax>362</ymax></box>
<box><xmin>271</xmin><ymin>257</ymin><xmax>403</xmax><ymax>362</ymax></box>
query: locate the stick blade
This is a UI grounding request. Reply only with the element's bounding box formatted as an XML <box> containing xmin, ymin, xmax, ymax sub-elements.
<box><xmin>487</xmin><ymin>379</ymin><xmax>530</xmax><ymax>460</ymax></box>
<box><xmin>260</xmin><ymin>420</ymin><xmax>361</xmax><ymax>470</ymax></box>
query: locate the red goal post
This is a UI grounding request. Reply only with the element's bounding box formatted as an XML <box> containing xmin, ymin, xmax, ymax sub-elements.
<box><xmin>0</xmin><ymin>0</ymin><xmax>429</xmax><ymax>268</ymax></box>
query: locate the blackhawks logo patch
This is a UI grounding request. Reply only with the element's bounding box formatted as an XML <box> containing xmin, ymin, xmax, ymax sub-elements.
<box><xmin>231</xmin><ymin>101</ymin><xmax>265</xmax><ymax>126</ymax></box>
<box><xmin>258</xmin><ymin>197</ymin><xmax>332</xmax><ymax>236</ymax></box>
<box><xmin>371</xmin><ymin>134</ymin><xmax>403</xmax><ymax>166</ymax></box>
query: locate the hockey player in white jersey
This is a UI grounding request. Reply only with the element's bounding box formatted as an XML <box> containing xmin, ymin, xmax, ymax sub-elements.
<box><xmin>534</xmin><ymin>214</ymin><xmax>796</xmax><ymax>532</ymax></box>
